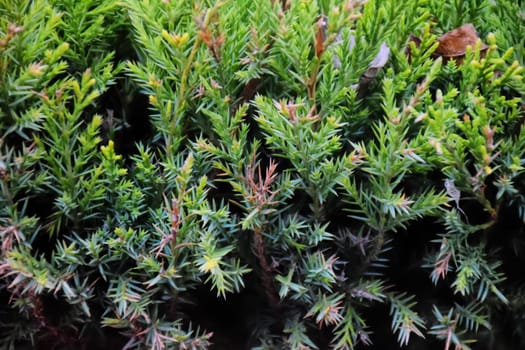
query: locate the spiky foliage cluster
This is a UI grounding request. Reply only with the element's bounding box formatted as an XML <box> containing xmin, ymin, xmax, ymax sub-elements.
<box><xmin>1</xmin><ymin>0</ymin><xmax>525</xmax><ymax>349</ymax></box>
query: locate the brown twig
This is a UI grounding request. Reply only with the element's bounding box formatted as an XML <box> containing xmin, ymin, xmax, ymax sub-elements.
<box><xmin>253</xmin><ymin>226</ymin><xmax>281</xmax><ymax>311</ymax></box>
<box><xmin>242</xmin><ymin>158</ymin><xmax>282</xmax><ymax>312</ymax></box>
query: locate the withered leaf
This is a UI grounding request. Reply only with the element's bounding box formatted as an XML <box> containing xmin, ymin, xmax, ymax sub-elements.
<box><xmin>355</xmin><ymin>42</ymin><xmax>390</xmax><ymax>98</ymax></box>
<box><xmin>369</xmin><ymin>42</ymin><xmax>390</xmax><ymax>69</ymax></box>
<box><xmin>330</xmin><ymin>36</ymin><xmax>389</xmax><ymax>98</ymax></box>
<box><xmin>433</xmin><ymin>23</ymin><xmax>488</xmax><ymax>63</ymax></box>
<box><xmin>315</xmin><ymin>15</ymin><xmax>327</xmax><ymax>58</ymax></box>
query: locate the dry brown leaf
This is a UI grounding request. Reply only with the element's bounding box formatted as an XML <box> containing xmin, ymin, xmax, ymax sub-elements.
<box><xmin>315</xmin><ymin>15</ymin><xmax>327</xmax><ymax>58</ymax></box>
<box><xmin>433</xmin><ymin>23</ymin><xmax>488</xmax><ymax>64</ymax></box>
<box><xmin>355</xmin><ymin>42</ymin><xmax>390</xmax><ymax>98</ymax></box>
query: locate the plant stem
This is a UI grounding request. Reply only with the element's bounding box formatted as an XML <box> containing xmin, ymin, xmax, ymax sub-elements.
<box><xmin>252</xmin><ymin>225</ymin><xmax>280</xmax><ymax>312</ymax></box>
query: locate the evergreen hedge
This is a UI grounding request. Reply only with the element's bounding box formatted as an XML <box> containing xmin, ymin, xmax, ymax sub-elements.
<box><xmin>1</xmin><ymin>0</ymin><xmax>525</xmax><ymax>349</ymax></box>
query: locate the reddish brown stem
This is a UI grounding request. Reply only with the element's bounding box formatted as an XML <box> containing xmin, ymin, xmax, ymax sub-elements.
<box><xmin>253</xmin><ymin>227</ymin><xmax>280</xmax><ymax>312</ymax></box>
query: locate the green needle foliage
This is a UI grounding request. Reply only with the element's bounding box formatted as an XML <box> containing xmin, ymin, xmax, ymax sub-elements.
<box><xmin>1</xmin><ymin>0</ymin><xmax>525</xmax><ymax>349</ymax></box>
